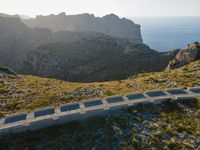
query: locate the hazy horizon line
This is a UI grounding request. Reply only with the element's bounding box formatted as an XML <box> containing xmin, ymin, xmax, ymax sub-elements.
<box><xmin>1</xmin><ymin>12</ymin><xmax>200</xmax><ymax>19</ymax></box>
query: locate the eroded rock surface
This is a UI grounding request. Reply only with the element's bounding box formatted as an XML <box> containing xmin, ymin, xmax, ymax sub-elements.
<box><xmin>167</xmin><ymin>42</ymin><xmax>200</xmax><ymax>69</ymax></box>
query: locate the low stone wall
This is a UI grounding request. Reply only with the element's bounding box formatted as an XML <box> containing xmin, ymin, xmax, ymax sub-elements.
<box><xmin>0</xmin><ymin>87</ymin><xmax>200</xmax><ymax>137</ymax></box>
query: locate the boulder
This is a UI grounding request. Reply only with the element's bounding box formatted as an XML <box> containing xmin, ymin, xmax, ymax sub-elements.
<box><xmin>167</xmin><ymin>42</ymin><xmax>200</xmax><ymax>69</ymax></box>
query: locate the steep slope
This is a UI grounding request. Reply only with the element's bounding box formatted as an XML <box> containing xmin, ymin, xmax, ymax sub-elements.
<box><xmin>0</xmin><ymin>16</ymin><xmax>31</xmax><ymax>65</ymax></box>
<box><xmin>23</xmin><ymin>13</ymin><xmax>143</xmax><ymax>43</ymax></box>
<box><xmin>23</xmin><ymin>37</ymin><xmax>169</xmax><ymax>82</ymax></box>
<box><xmin>0</xmin><ymin>16</ymin><xmax>53</xmax><ymax>69</ymax></box>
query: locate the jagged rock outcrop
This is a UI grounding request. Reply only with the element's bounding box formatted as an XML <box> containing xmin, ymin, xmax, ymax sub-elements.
<box><xmin>167</xmin><ymin>42</ymin><xmax>200</xmax><ymax>69</ymax></box>
<box><xmin>23</xmin><ymin>13</ymin><xmax>143</xmax><ymax>43</ymax></box>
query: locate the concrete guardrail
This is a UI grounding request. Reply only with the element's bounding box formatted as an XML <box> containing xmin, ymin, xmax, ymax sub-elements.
<box><xmin>0</xmin><ymin>87</ymin><xmax>200</xmax><ymax>137</ymax></box>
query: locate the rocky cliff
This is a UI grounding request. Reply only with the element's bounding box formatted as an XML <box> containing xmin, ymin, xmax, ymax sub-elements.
<box><xmin>167</xmin><ymin>42</ymin><xmax>200</xmax><ymax>69</ymax></box>
<box><xmin>23</xmin><ymin>13</ymin><xmax>143</xmax><ymax>43</ymax></box>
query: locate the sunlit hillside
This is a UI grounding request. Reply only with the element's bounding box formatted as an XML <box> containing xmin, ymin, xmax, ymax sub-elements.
<box><xmin>0</xmin><ymin>59</ymin><xmax>199</xmax><ymax>118</ymax></box>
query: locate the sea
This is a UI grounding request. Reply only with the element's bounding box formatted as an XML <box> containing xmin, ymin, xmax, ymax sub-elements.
<box><xmin>132</xmin><ymin>17</ymin><xmax>200</xmax><ymax>51</ymax></box>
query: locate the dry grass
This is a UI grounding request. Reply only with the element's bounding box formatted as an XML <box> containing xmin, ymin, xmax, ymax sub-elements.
<box><xmin>0</xmin><ymin>60</ymin><xmax>200</xmax><ymax>117</ymax></box>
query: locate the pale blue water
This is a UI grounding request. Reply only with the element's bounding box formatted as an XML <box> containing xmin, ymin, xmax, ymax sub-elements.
<box><xmin>132</xmin><ymin>17</ymin><xmax>200</xmax><ymax>51</ymax></box>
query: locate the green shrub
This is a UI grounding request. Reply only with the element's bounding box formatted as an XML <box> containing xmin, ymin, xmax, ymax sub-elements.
<box><xmin>104</xmin><ymin>90</ymin><xmax>114</xmax><ymax>96</ymax></box>
<box><xmin>0</xmin><ymin>66</ymin><xmax>9</xmax><ymax>71</ymax></box>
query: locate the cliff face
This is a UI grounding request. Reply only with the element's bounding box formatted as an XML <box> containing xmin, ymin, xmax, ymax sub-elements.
<box><xmin>23</xmin><ymin>13</ymin><xmax>143</xmax><ymax>43</ymax></box>
<box><xmin>167</xmin><ymin>42</ymin><xmax>200</xmax><ymax>69</ymax></box>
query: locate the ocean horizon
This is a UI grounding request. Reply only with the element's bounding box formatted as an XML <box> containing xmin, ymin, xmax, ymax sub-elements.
<box><xmin>132</xmin><ymin>16</ymin><xmax>200</xmax><ymax>51</ymax></box>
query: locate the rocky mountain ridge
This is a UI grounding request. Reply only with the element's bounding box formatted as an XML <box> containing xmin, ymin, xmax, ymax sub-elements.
<box><xmin>23</xmin><ymin>13</ymin><xmax>143</xmax><ymax>43</ymax></box>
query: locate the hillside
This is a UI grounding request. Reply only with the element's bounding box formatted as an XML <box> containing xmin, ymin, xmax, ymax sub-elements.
<box><xmin>0</xmin><ymin>59</ymin><xmax>199</xmax><ymax>118</ymax></box>
<box><xmin>0</xmin><ymin>16</ymin><xmax>172</xmax><ymax>82</ymax></box>
<box><xmin>23</xmin><ymin>38</ymin><xmax>169</xmax><ymax>82</ymax></box>
<box><xmin>0</xmin><ymin>16</ymin><xmax>53</xmax><ymax>69</ymax></box>
<box><xmin>0</xmin><ymin>60</ymin><xmax>199</xmax><ymax>149</ymax></box>
<box><xmin>23</xmin><ymin>13</ymin><xmax>143</xmax><ymax>43</ymax></box>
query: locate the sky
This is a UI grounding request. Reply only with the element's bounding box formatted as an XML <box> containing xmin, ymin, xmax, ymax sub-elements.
<box><xmin>0</xmin><ymin>0</ymin><xmax>200</xmax><ymax>18</ymax></box>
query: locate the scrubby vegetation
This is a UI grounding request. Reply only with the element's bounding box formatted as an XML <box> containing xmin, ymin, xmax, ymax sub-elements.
<box><xmin>0</xmin><ymin>57</ymin><xmax>199</xmax><ymax>149</ymax></box>
<box><xmin>24</xmin><ymin>37</ymin><xmax>169</xmax><ymax>82</ymax></box>
<box><xmin>0</xmin><ymin>60</ymin><xmax>200</xmax><ymax>118</ymax></box>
